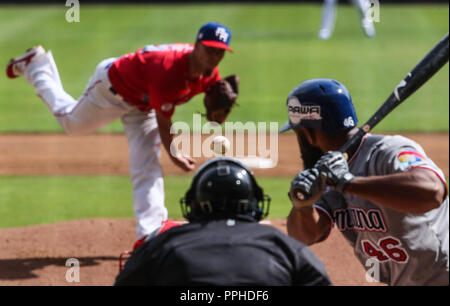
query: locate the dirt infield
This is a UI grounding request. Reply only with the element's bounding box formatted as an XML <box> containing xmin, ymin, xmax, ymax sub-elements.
<box><xmin>0</xmin><ymin>218</ymin><xmax>380</xmax><ymax>286</ymax></box>
<box><xmin>0</xmin><ymin>133</ymin><xmax>447</xmax><ymax>286</ymax></box>
<box><xmin>0</xmin><ymin>133</ymin><xmax>448</xmax><ymax>177</ymax></box>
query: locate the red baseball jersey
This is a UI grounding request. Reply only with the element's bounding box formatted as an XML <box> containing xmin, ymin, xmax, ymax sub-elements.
<box><xmin>108</xmin><ymin>43</ymin><xmax>221</xmax><ymax>118</ymax></box>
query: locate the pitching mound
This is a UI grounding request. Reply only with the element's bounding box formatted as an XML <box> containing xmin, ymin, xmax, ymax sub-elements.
<box><xmin>0</xmin><ymin>133</ymin><xmax>447</xmax><ymax>177</ymax></box>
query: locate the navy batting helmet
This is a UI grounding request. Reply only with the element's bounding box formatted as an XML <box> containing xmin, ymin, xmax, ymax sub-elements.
<box><xmin>280</xmin><ymin>79</ymin><xmax>358</xmax><ymax>134</ymax></box>
<box><xmin>180</xmin><ymin>157</ymin><xmax>270</xmax><ymax>222</ymax></box>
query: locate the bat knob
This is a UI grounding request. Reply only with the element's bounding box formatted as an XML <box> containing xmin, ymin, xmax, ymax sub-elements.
<box><xmin>291</xmin><ymin>187</ymin><xmax>311</xmax><ymax>201</ymax></box>
<box><xmin>295</xmin><ymin>190</ymin><xmax>307</xmax><ymax>201</ymax></box>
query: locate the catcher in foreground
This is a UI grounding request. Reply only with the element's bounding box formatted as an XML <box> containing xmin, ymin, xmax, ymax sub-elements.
<box><xmin>115</xmin><ymin>157</ymin><xmax>331</xmax><ymax>286</ymax></box>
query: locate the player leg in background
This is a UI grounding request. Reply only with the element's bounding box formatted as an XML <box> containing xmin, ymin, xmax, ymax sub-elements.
<box><xmin>22</xmin><ymin>48</ymin><xmax>133</xmax><ymax>135</ymax></box>
<box><xmin>318</xmin><ymin>0</ymin><xmax>338</xmax><ymax>40</ymax></box>
<box><xmin>351</xmin><ymin>0</ymin><xmax>376</xmax><ymax>38</ymax></box>
<box><xmin>121</xmin><ymin>110</ymin><xmax>168</xmax><ymax>241</ymax></box>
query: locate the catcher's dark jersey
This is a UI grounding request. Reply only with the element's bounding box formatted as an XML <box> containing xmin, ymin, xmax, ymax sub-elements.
<box><xmin>115</xmin><ymin>217</ymin><xmax>331</xmax><ymax>286</ymax></box>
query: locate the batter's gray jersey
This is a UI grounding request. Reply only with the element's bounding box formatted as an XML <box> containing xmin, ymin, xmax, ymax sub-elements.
<box><xmin>315</xmin><ymin>134</ymin><xmax>449</xmax><ymax>286</ymax></box>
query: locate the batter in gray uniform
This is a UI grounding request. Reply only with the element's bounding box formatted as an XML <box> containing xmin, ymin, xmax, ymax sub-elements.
<box><xmin>281</xmin><ymin>79</ymin><xmax>448</xmax><ymax>286</ymax></box>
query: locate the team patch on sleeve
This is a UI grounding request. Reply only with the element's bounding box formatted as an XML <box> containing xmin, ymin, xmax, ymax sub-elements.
<box><xmin>397</xmin><ymin>151</ymin><xmax>425</xmax><ymax>167</ymax></box>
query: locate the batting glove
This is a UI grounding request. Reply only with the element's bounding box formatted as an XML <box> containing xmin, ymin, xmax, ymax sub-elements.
<box><xmin>289</xmin><ymin>168</ymin><xmax>326</xmax><ymax>209</ymax></box>
<box><xmin>314</xmin><ymin>151</ymin><xmax>354</xmax><ymax>193</ymax></box>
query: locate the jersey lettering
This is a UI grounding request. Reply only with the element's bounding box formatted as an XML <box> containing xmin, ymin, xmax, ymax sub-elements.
<box><xmin>334</xmin><ymin>207</ymin><xmax>387</xmax><ymax>232</ymax></box>
<box><xmin>361</xmin><ymin>236</ymin><xmax>409</xmax><ymax>263</ymax></box>
<box><xmin>141</xmin><ymin>43</ymin><xmax>192</xmax><ymax>53</ymax></box>
<box><xmin>141</xmin><ymin>44</ymin><xmax>171</xmax><ymax>53</ymax></box>
<box><xmin>362</xmin><ymin>240</ymin><xmax>389</xmax><ymax>261</ymax></box>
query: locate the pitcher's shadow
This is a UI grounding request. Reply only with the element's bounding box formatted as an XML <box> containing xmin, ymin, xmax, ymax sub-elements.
<box><xmin>0</xmin><ymin>256</ymin><xmax>118</xmax><ymax>280</ymax></box>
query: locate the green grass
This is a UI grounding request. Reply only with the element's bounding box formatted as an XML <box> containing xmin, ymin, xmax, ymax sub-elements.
<box><xmin>2</xmin><ymin>174</ymin><xmax>446</xmax><ymax>229</ymax></box>
<box><xmin>0</xmin><ymin>175</ymin><xmax>292</xmax><ymax>229</ymax></box>
<box><xmin>0</xmin><ymin>4</ymin><xmax>448</xmax><ymax>133</ymax></box>
<box><xmin>0</xmin><ymin>4</ymin><xmax>448</xmax><ymax>230</ymax></box>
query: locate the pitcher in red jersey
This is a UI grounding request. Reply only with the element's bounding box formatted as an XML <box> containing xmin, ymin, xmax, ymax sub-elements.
<box><xmin>6</xmin><ymin>22</ymin><xmax>234</xmax><ymax>243</ymax></box>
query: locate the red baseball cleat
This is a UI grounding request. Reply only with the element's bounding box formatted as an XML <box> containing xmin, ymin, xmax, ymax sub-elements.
<box><xmin>119</xmin><ymin>220</ymin><xmax>182</xmax><ymax>272</ymax></box>
<box><xmin>156</xmin><ymin>220</ymin><xmax>181</xmax><ymax>235</ymax></box>
<box><xmin>131</xmin><ymin>221</ymin><xmax>181</xmax><ymax>251</ymax></box>
<box><xmin>132</xmin><ymin>235</ymin><xmax>148</xmax><ymax>252</ymax></box>
<box><xmin>6</xmin><ymin>45</ymin><xmax>45</xmax><ymax>79</ymax></box>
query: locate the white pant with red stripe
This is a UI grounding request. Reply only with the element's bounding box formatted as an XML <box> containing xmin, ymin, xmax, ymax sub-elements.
<box><xmin>24</xmin><ymin>51</ymin><xmax>168</xmax><ymax>240</ymax></box>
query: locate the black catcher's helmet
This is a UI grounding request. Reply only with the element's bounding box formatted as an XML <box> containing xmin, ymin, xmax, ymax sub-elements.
<box><xmin>180</xmin><ymin>157</ymin><xmax>270</xmax><ymax>222</ymax></box>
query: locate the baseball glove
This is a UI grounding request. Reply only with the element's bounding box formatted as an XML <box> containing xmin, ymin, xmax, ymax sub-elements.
<box><xmin>204</xmin><ymin>74</ymin><xmax>239</xmax><ymax>124</ymax></box>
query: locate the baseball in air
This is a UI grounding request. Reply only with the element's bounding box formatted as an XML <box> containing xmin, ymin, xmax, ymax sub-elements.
<box><xmin>211</xmin><ymin>136</ymin><xmax>230</xmax><ymax>155</ymax></box>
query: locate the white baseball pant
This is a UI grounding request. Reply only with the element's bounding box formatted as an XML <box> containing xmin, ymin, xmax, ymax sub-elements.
<box><xmin>319</xmin><ymin>0</ymin><xmax>375</xmax><ymax>39</ymax></box>
<box><xmin>24</xmin><ymin>50</ymin><xmax>168</xmax><ymax>239</ymax></box>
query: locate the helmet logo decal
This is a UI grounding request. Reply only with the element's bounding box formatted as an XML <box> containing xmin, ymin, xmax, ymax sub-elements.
<box><xmin>343</xmin><ymin>116</ymin><xmax>355</xmax><ymax>128</ymax></box>
<box><xmin>287</xmin><ymin>96</ymin><xmax>322</xmax><ymax>125</ymax></box>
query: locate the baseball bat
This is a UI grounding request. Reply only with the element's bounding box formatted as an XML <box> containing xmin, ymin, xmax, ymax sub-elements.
<box><xmin>340</xmin><ymin>32</ymin><xmax>449</xmax><ymax>156</ymax></box>
<box><xmin>295</xmin><ymin>32</ymin><xmax>449</xmax><ymax>202</ymax></box>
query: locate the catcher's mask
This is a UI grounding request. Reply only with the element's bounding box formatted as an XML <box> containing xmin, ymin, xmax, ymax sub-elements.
<box><xmin>180</xmin><ymin>157</ymin><xmax>270</xmax><ymax>222</ymax></box>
